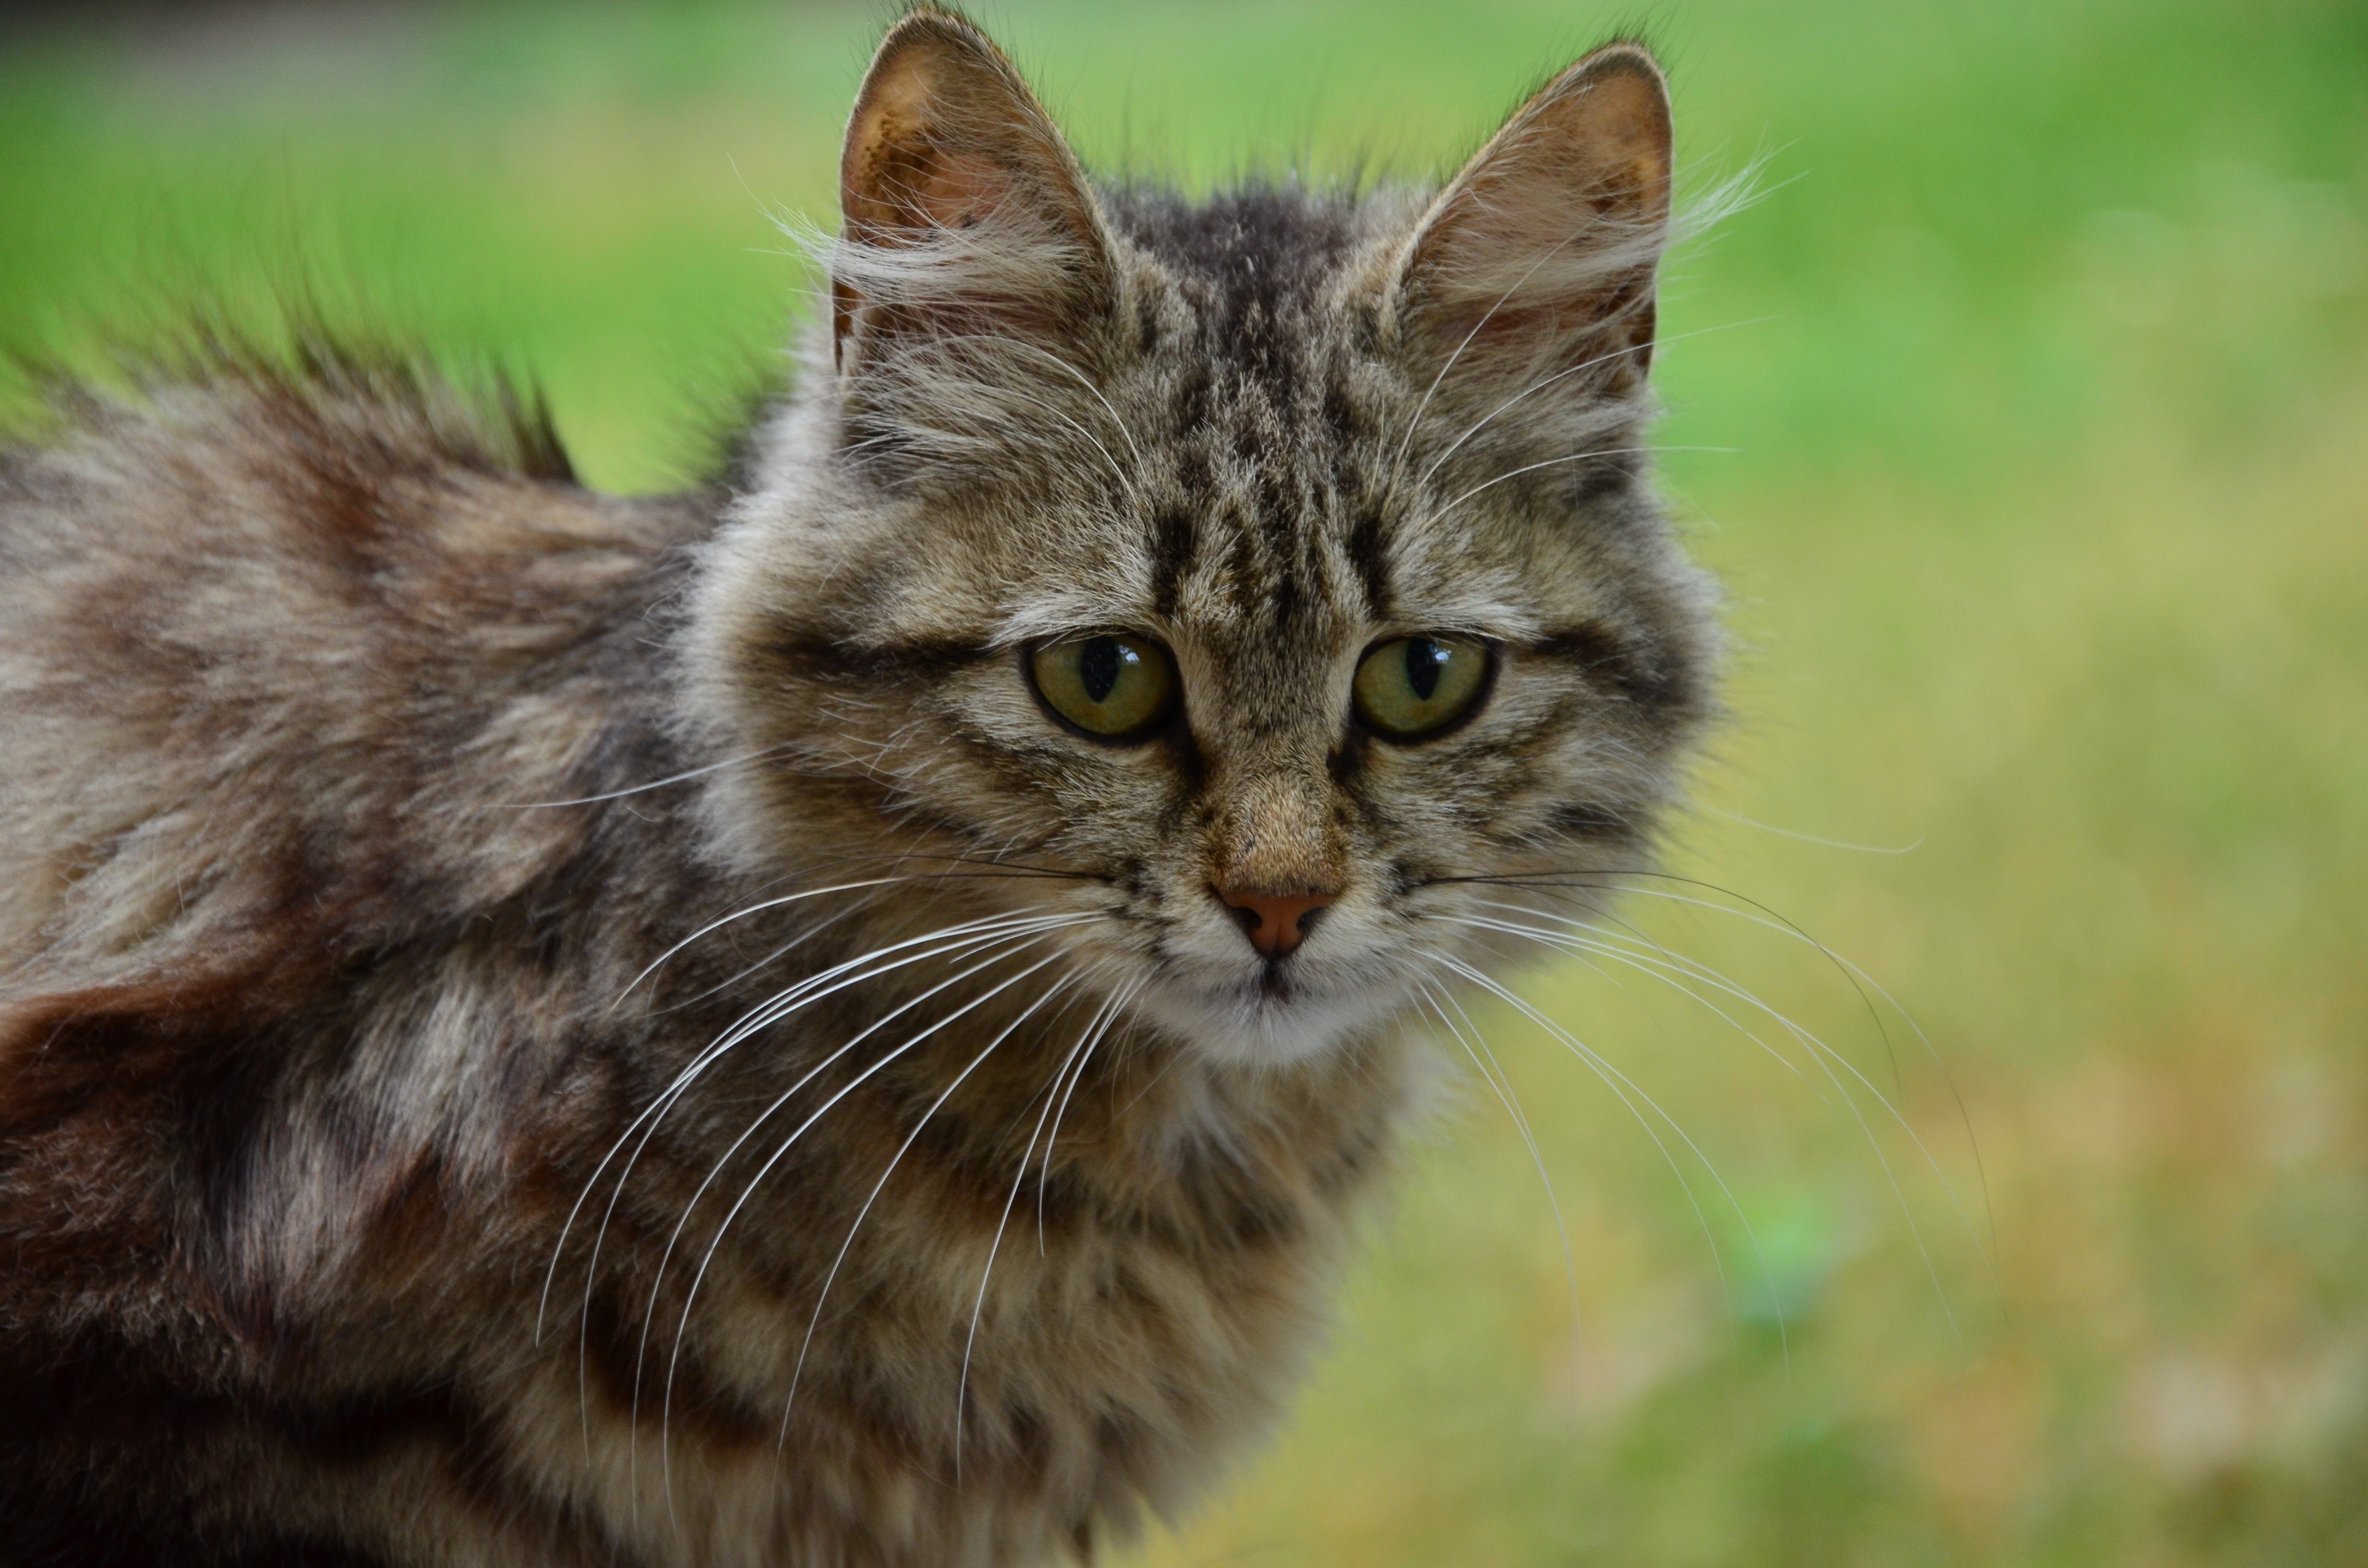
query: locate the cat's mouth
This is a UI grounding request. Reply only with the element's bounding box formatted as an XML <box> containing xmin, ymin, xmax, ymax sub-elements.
<box><xmin>1124</xmin><ymin>931</ymin><xmax>1424</xmax><ymax>1067</ymax></box>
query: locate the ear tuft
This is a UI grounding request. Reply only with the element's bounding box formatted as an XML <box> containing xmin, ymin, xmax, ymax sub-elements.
<box><xmin>833</xmin><ymin>8</ymin><xmax>1114</xmax><ymax>371</ymax></box>
<box><xmin>1394</xmin><ymin>43</ymin><xmax>1675</xmax><ymax>399</ymax></box>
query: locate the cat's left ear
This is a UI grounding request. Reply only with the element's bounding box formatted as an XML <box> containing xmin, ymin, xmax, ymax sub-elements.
<box><xmin>832</xmin><ymin>9</ymin><xmax>1117</xmax><ymax>373</ymax></box>
<box><xmin>1391</xmin><ymin>43</ymin><xmax>1673</xmax><ymax>399</ymax></box>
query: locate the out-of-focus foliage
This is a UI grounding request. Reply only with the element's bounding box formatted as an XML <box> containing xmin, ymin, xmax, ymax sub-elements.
<box><xmin>3</xmin><ymin>2</ymin><xmax>2362</xmax><ymax>1562</ymax></box>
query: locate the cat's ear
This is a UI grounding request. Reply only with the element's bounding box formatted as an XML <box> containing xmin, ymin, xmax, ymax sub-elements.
<box><xmin>1391</xmin><ymin>43</ymin><xmax>1673</xmax><ymax>400</ymax></box>
<box><xmin>832</xmin><ymin>9</ymin><xmax>1116</xmax><ymax>373</ymax></box>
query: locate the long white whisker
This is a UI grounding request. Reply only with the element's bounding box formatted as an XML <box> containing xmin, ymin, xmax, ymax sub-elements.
<box><xmin>1549</xmin><ymin>878</ymin><xmax>1936</xmax><ymax>1081</ymax></box>
<box><xmin>1431</xmin><ymin>953</ymin><xmax>1782</xmax><ymax>1359</ymax></box>
<box><xmin>1028</xmin><ymin>399</ymin><xmax>1142</xmax><ymax>510</ymax></box>
<box><xmin>1034</xmin><ymin>990</ymin><xmax>1123</xmax><ymax>1251</ymax></box>
<box><xmin>1417</xmin><ymin>981</ymin><xmax>1580</xmax><ymax>1330</ymax></box>
<box><xmin>1696</xmin><ymin>802</ymin><xmax>1924</xmax><ymax>856</ymax></box>
<box><xmin>1455</xmin><ymin>906</ymin><xmax>1820</xmax><ymax>1090</ymax></box>
<box><xmin>1469</xmin><ymin>899</ymin><xmax>1979</xmax><ymax>1327</ymax></box>
<box><xmin>1463</xmin><ymin>871</ymin><xmax>1941</xmax><ymax>1115</ymax></box>
<box><xmin>957</xmin><ymin>981</ymin><xmax>1137</xmax><ymax>1473</ymax></box>
<box><xmin>1556</xmin><ymin>879</ymin><xmax>2000</xmax><ymax>1283</ymax></box>
<box><xmin>544</xmin><ymin>909</ymin><xmax>1067</xmax><ymax>1350</ymax></box>
<box><xmin>579</xmin><ymin>912</ymin><xmax>1080</xmax><ymax>1493</ymax></box>
<box><xmin>774</xmin><ymin>970</ymin><xmax>1083</xmax><ymax>1437</ymax></box>
<box><xmin>881</xmin><ymin>334</ymin><xmax>1142</xmax><ymax>508</ymax></box>
<box><xmin>649</xmin><ymin>935</ymin><xmax>1085</xmax><ymax>1518</ymax></box>
<box><xmin>644</xmin><ymin>885</ymin><xmax>893</xmax><ymax>1019</ymax></box>
<box><xmin>619</xmin><ymin>919</ymin><xmax>1061</xmax><ymax>1497</ymax></box>
<box><xmin>496</xmin><ymin>743</ymin><xmax>795</xmax><ymax>808</ymax></box>
<box><xmin>926</xmin><ymin>332</ymin><xmax>1145</xmax><ymax>465</ymax></box>
<box><xmin>1463</xmin><ymin>873</ymin><xmax>1936</xmax><ymax>1089</ymax></box>
<box><xmin>608</xmin><ymin>876</ymin><xmax>923</xmax><ymax>1011</ymax></box>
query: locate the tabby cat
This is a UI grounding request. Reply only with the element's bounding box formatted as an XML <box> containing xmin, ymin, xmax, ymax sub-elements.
<box><xmin>0</xmin><ymin>9</ymin><xmax>1715</xmax><ymax>1565</ymax></box>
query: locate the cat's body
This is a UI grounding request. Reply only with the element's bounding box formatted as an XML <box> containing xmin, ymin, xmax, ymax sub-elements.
<box><xmin>0</xmin><ymin>12</ymin><xmax>1714</xmax><ymax>1566</ymax></box>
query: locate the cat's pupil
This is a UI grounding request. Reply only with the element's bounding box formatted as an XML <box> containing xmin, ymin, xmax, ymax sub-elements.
<box><xmin>1080</xmin><ymin>637</ymin><xmax>1123</xmax><ymax>702</ymax></box>
<box><xmin>1405</xmin><ymin>638</ymin><xmax>1445</xmax><ymax>701</ymax></box>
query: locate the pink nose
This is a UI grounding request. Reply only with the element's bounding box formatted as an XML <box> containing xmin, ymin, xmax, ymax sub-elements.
<box><xmin>1215</xmin><ymin>886</ymin><xmax>1336</xmax><ymax>959</ymax></box>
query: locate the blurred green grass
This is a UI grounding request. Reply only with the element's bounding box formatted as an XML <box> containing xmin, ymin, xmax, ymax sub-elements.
<box><xmin>3</xmin><ymin>1</ymin><xmax>2363</xmax><ymax>1563</ymax></box>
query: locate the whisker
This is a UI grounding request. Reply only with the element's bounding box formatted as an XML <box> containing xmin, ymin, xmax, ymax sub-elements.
<box><xmin>643</xmin><ymin>885</ymin><xmax>894</xmax><ymax>1019</ymax></box>
<box><xmin>495</xmin><ymin>743</ymin><xmax>796</xmax><ymax>809</ymax></box>
<box><xmin>769</xmin><ymin>968</ymin><xmax>1087</xmax><ymax>1458</ymax></box>
<box><xmin>607</xmin><ymin>875</ymin><xmax>939</xmax><ymax>1012</ymax></box>
<box><xmin>1416</xmin><ymin>981</ymin><xmax>1580</xmax><ymax>1335</ymax></box>
<box><xmin>1449</xmin><ymin>904</ymin><xmax>1970</xmax><ymax>1344</ymax></box>
<box><xmin>1458</xmin><ymin>876</ymin><xmax>1998</xmax><ymax>1298</ymax></box>
<box><xmin>1587</xmin><ymin>877</ymin><xmax>1997</xmax><ymax>1272</ymax></box>
<box><xmin>1631</xmin><ymin>894</ymin><xmax>1999</xmax><ymax>1288</ymax></box>
<box><xmin>645</xmin><ymin>932</ymin><xmax>1086</xmax><ymax>1517</ymax></box>
<box><xmin>923</xmin><ymin>332</ymin><xmax>1145</xmax><ymax>465</ymax></box>
<box><xmin>548</xmin><ymin>910</ymin><xmax>1081</xmax><ymax>1459</ymax></box>
<box><xmin>1696</xmin><ymin>802</ymin><xmax>1924</xmax><ymax>856</ymax></box>
<box><xmin>625</xmin><ymin>857</ymin><xmax>1091</xmax><ymax>1025</ymax></box>
<box><xmin>1429</xmin><ymin>952</ymin><xmax>1785</xmax><ymax>1361</ymax></box>
<box><xmin>857</xmin><ymin>331</ymin><xmax>1143</xmax><ymax>509</ymax></box>
<box><xmin>1438</xmin><ymin>870</ymin><xmax>1927</xmax><ymax>1081</ymax></box>
<box><xmin>607</xmin><ymin>914</ymin><xmax>1065</xmax><ymax>1490</ymax></box>
<box><xmin>1456</xmin><ymin>906</ymin><xmax>1822</xmax><ymax>1091</ymax></box>
<box><xmin>1034</xmin><ymin>990</ymin><xmax>1120</xmax><ymax>1252</ymax></box>
<box><xmin>1543</xmin><ymin>914</ymin><xmax>1973</xmax><ymax>1335</ymax></box>
<box><xmin>601</xmin><ymin>841</ymin><xmax>1095</xmax><ymax>1020</ymax></box>
<box><xmin>1470</xmin><ymin>873</ymin><xmax>1998</xmax><ymax>1290</ymax></box>
<box><xmin>1029</xmin><ymin>401</ymin><xmax>1142</xmax><ymax>510</ymax></box>
<box><xmin>956</xmin><ymin>981</ymin><xmax>1137</xmax><ymax>1473</ymax></box>
<box><xmin>543</xmin><ymin>908</ymin><xmax>1065</xmax><ymax>1344</ymax></box>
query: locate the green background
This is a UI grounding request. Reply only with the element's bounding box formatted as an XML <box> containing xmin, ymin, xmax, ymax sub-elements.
<box><xmin>4</xmin><ymin>1</ymin><xmax>2363</xmax><ymax>1562</ymax></box>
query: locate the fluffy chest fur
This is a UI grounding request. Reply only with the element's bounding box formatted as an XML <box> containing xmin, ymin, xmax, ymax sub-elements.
<box><xmin>0</xmin><ymin>11</ymin><xmax>1713</xmax><ymax>1566</ymax></box>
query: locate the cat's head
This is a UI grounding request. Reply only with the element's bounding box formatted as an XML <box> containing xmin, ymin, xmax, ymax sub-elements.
<box><xmin>692</xmin><ymin>8</ymin><xmax>1717</xmax><ymax>1066</ymax></box>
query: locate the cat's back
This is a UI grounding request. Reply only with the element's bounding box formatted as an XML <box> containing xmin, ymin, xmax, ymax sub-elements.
<box><xmin>0</xmin><ymin>354</ymin><xmax>755</xmax><ymax>1566</ymax></box>
<box><xmin>0</xmin><ymin>352</ymin><xmax>710</xmax><ymax>982</ymax></box>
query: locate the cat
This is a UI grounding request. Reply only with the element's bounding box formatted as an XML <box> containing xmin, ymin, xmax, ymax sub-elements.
<box><xmin>0</xmin><ymin>8</ymin><xmax>1716</xmax><ymax>1566</ymax></box>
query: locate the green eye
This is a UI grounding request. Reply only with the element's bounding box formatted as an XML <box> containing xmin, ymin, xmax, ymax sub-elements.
<box><xmin>1353</xmin><ymin>635</ymin><xmax>1490</xmax><ymax>739</ymax></box>
<box><xmin>1029</xmin><ymin>634</ymin><xmax>1178</xmax><ymax>740</ymax></box>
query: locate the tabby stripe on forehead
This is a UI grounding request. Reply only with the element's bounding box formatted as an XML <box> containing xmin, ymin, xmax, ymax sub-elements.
<box><xmin>1254</xmin><ymin>470</ymin><xmax>1304</xmax><ymax>619</ymax></box>
<box><xmin>1148</xmin><ymin>508</ymin><xmax>1197</xmax><ymax>619</ymax></box>
<box><xmin>1343</xmin><ymin>511</ymin><xmax>1392</xmax><ymax>621</ymax></box>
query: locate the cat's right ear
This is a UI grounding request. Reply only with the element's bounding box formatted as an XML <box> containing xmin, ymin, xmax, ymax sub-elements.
<box><xmin>1388</xmin><ymin>43</ymin><xmax>1674</xmax><ymax>403</ymax></box>
<box><xmin>832</xmin><ymin>9</ymin><xmax>1117</xmax><ymax>374</ymax></box>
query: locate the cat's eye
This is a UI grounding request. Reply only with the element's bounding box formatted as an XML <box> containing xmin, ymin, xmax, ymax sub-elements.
<box><xmin>1352</xmin><ymin>635</ymin><xmax>1491</xmax><ymax>740</ymax></box>
<box><xmin>1029</xmin><ymin>633</ymin><xmax>1179</xmax><ymax>741</ymax></box>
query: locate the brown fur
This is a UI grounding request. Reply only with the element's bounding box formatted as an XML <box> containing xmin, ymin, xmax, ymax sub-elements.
<box><xmin>0</xmin><ymin>12</ymin><xmax>1717</xmax><ymax>1566</ymax></box>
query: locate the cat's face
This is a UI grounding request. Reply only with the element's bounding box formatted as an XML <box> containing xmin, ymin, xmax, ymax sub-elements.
<box><xmin>694</xmin><ymin>16</ymin><xmax>1713</xmax><ymax>1065</ymax></box>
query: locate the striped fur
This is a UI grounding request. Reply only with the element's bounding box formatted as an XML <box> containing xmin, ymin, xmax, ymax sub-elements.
<box><xmin>0</xmin><ymin>11</ymin><xmax>1716</xmax><ymax>1566</ymax></box>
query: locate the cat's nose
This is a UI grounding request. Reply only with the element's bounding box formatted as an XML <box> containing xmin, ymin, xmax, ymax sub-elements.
<box><xmin>1214</xmin><ymin>885</ymin><xmax>1337</xmax><ymax>959</ymax></box>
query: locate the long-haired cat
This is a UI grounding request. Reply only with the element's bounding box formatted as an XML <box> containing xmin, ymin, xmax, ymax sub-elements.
<box><xmin>0</xmin><ymin>9</ymin><xmax>1714</xmax><ymax>1565</ymax></box>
